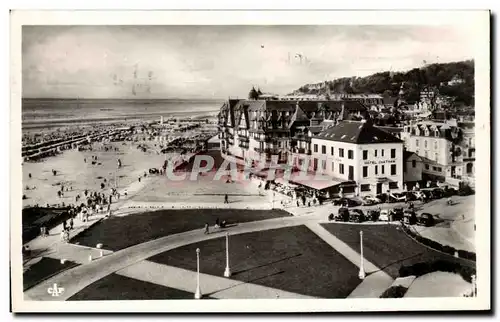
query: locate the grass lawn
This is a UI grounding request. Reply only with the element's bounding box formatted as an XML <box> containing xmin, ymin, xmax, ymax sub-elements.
<box><xmin>23</xmin><ymin>257</ymin><xmax>79</xmax><ymax>291</ymax></box>
<box><xmin>71</xmin><ymin>208</ymin><xmax>291</xmax><ymax>251</ymax></box>
<box><xmin>149</xmin><ymin>225</ymin><xmax>362</xmax><ymax>298</ymax></box>
<box><xmin>68</xmin><ymin>273</ymin><xmax>207</xmax><ymax>300</ymax></box>
<box><xmin>321</xmin><ymin>223</ymin><xmax>475</xmax><ymax>279</ymax></box>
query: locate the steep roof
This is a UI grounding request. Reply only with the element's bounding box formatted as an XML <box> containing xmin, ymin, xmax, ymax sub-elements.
<box><xmin>403</xmin><ymin>150</ymin><xmax>421</xmax><ymax>161</ymax></box>
<box><xmin>314</xmin><ymin>121</ymin><xmax>403</xmax><ymax>144</ymax></box>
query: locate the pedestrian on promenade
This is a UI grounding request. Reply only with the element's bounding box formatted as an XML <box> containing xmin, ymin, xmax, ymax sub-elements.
<box><xmin>308</xmin><ymin>201</ymin><xmax>311</xmax><ymax>207</ymax></box>
<box><xmin>296</xmin><ymin>200</ymin><xmax>300</xmax><ymax>207</ymax></box>
<box><xmin>224</xmin><ymin>194</ymin><xmax>229</xmax><ymax>204</ymax></box>
<box><xmin>69</xmin><ymin>218</ymin><xmax>74</xmax><ymax>230</ymax></box>
<box><xmin>204</xmin><ymin>223</ymin><xmax>210</xmax><ymax>235</ymax></box>
<box><xmin>138</xmin><ymin>177</ymin><xmax>141</xmax><ymax>182</ymax></box>
<box><xmin>28</xmin><ymin>173</ymin><xmax>31</xmax><ymax>179</ymax></box>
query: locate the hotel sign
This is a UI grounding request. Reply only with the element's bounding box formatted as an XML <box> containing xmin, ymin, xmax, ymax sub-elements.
<box><xmin>363</xmin><ymin>160</ymin><xmax>396</xmax><ymax>165</ymax></box>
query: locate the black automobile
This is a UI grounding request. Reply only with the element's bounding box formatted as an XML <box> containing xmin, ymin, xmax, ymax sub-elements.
<box><xmin>367</xmin><ymin>209</ymin><xmax>380</xmax><ymax>222</ymax></box>
<box><xmin>431</xmin><ymin>188</ymin><xmax>445</xmax><ymax>199</ymax></box>
<box><xmin>443</xmin><ymin>187</ymin><xmax>458</xmax><ymax>197</ymax></box>
<box><xmin>376</xmin><ymin>193</ymin><xmax>388</xmax><ymax>203</ymax></box>
<box><xmin>417</xmin><ymin>212</ymin><xmax>435</xmax><ymax>227</ymax></box>
<box><xmin>349</xmin><ymin>209</ymin><xmax>366</xmax><ymax>223</ymax></box>
<box><xmin>333</xmin><ymin>198</ymin><xmax>358</xmax><ymax>207</ymax></box>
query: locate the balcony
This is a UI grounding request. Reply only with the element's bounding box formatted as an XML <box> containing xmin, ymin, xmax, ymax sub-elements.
<box><xmin>292</xmin><ymin>147</ymin><xmax>311</xmax><ymax>155</ymax></box>
<box><xmin>238</xmin><ymin>136</ymin><xmax>249</xmax><ymax>143</ymax></box>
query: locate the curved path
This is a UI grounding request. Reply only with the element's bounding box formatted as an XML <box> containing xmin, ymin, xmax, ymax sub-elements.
<box><xmin>25</xmin><ymin>215</ymin><xmax>316</xmax><ymax>301</ymax></box>
<box><xmin>24</xmin><ymin>211</ymin><xmax>393</xmax><ymax>301</ymax></box>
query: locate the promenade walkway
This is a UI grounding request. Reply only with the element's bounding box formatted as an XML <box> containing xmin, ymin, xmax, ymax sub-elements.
<box><xmin>117</xmin><ymin>260</ymin><xmax>316</xmax><ymax>299</ymax></box>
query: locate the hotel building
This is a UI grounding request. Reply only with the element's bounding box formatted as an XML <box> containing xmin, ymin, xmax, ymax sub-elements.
<box><xmin>400</xmin><ymin>119</ymin><xmax>475</xmax><ymax>187</ymax></box>
<box><xmin>310</xmin><ymin>120</ymin><xmax>404</xmax><ymax>196</ymax></box>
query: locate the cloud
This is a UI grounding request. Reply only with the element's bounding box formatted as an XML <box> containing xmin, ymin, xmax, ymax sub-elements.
<box><xmin>22</xmin><ymin>25</ymin><xmax>475</xmax><ymax>99</ymax></box>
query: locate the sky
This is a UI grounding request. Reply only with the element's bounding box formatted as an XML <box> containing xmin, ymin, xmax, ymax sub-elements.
<box><xmin>22</xmin><ymin>25</ymin><xmax>476</xmax><ymax>99</ymax></box>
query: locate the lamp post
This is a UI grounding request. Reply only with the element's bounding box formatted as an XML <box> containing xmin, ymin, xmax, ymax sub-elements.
<box><xmin>195</xmin><ymin>248</ymin><xmax>202</xmax><ymax>299</ymax></box>
<box><xmin>224</xmin><ymin>232</ymin><xmax>231</xmax><ymax>277</ymax></box>
<box><xmin>358</xmin><ymin>231</ymin><xmax>366</xmax><ymax>280</ymax></box>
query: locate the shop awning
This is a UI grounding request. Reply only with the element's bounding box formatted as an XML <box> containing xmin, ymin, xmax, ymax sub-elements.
<box><xmin>287</xmin><ymin>172</ymin><xmax>352</xmax><ymax>191</ymax></box>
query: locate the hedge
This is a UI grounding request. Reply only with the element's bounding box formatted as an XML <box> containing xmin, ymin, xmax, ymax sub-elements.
<box><xmin>401</xmin><ymin>223</ymin><xmax>476</xmax><ymax>261</ymax></box>
<box><xmin>399</xmin><ymin>260</ymin><xmax>476</xmax><ymax>283</ymax></box>
<box><xmin>380</xmin><ymin>285</ymin><xmax>408</xmax><ymax>298</ymax></box>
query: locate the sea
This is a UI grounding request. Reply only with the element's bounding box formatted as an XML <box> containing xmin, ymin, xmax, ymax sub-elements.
<box><xmin>22</xmin><ymin>98</ymin><xmax>223</xmax><ymax>131</ymax></box>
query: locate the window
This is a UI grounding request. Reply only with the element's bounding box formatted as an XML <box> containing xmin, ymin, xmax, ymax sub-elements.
<box><xmin>416</xmin><ymin>139</ymin><xmax>419</xmax><ymax>147</ymax></box>
<box><xmin>424</xmin><ymin>140</ymin><xmax>428</xmax><ymax>148</ymax></box>
<box><xmin>363</xmin><ymin>150</ymin><xmax>368</xmax><ymax>160</ymax></box>
<box><xmin>331</xmin><ymin>147</ymin><xmax>334</xmax><ymax>156</ymax></box>
<box><xmin>389</xmin><ymin>182</ymin><xmax>398</xmax><ymax>190</ymax></box>
<box><xmin>381</xmin><ymin>149</ymin><xmax>384</xmax><ymax>157</ymax></box>
<box><xmin>321</xmin><ymin>145</ymin><xmax>326</xmax><ymax>154</ymax></box>
<box><xmin>348</xmin><ymin>150</ymin><xmax>354</xmax><ymax>159</ymax></box>
<box><xmin>391</xmin><ymin>164</ymin><xmax>397</xmax><ymax>175</ymax></box>
<box><xmin>339</xmin><ymin>148</ymin><xmax>344</xmax><ymax>158</ymax></box>
<box><xmin>339</xmin><ymin>163</ymin><xmax>344</xmax><ymax>174</ymax></box>
<box><xmin>381</xmin><ymin>165</ymin><xmax>385</xmax><ymax>174</ymax></box>
<box><xmin>375</xmin><ymin>165</ymin><xmax>378</xmax><ymax>175</ymax></box>
<box><xmin>362</xmin><ymin>166</ymin><xmax>368</xmax><ymax>177</ymax></box>
<box><xmin>374</xmin><ymin>149</ymin><xmax>378</xmax><ymax>157</ymax></box>
<box><xmin>412</xmin><ymin>160</ymin><xmax>416</xmax><ymax>168</ymax></box>
<box><xmin>425</xmin><ymin>164</ymin><xmax>430</xmax><ymax>170</ymax></box>
<box><xmin>331</xmin><ymin>162</ymin><xmax>335</xmax><ymax>171</ymax></box>
<box><xmin>314</xmin><ymin>144</ymin><xmax>318</xmax><ymax>153</ymax></box>
<box><xmin>432</xmin><ymin>166</ymin><xmax>437</xmax><ymax>171</ymax></box>
<box><xmin>361</xmin><ymin>184</ymin><xmax>371</xmax><ymax>192</ymax></box>
<box><xmin>391</xmin><ymin>149</ymin><xmax>396</xmax><ymax>158</ymax></box>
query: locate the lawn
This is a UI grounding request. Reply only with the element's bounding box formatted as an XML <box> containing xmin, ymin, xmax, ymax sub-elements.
<box><xmin>71</xmin><ymin>208</ymin><xmax>292</xmax><ymax>251</ymax></box>
<box><xmin>68</xmin><ymin>273</ymin><xmax>201</xmax><ymax>300</ymax></box>
<box><xmin>149</xmin><ymin>225</ymin><xmax>362</xmax><ymax>298</ymax></box>
<box><xmin>321</xmin><ymin>223</ymin><xmax>475</xmax><ymax>279</ymax></box>
<box><xmin>23</xmin><ymin>257</ymin><xmax>79</xmax><ymax>291</ymax></box>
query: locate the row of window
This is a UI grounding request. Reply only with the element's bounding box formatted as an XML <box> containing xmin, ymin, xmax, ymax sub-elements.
<box><xmin>314</xmin><ymin>144</ymin><xmax>354</xmax><ymax>159</ymax></box>
<box><xmin>314</xmin><ymin>145</ymin><xmax>398</xmax><ymax>160</ymax></box>
<box><xmin>362</xmin><ymin>149</ymin><xmax>396</xmax><ymax>160</ymax></box>
<box><xmin>362</xmin><ymin>164</ymin><xmax>397</xmax><ymax>177</ymax></box>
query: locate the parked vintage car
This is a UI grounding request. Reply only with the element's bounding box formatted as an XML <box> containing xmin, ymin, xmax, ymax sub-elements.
<box><xmin>361</xmin><ymin>196</ymin><xmax>381</xmax><ymax>205</ymax></box>
<box><xmin>417</xmin><ymin>213</ymin><xmax>435</xmax><ymax>227</ymax></box>
<box><xmin>443</xmin><ymin>186</ymin><xmax>458</xmax><ymax>197</ymax></box>
<box><xmin>349</xmin><ymin>210</ymin><xmax>365</xmax><ymax>223</ymax></box>
<box><xmin>367</xmin><ymin>209</ymin><xmax>380</xmax><ymax>222</ymax></box>
<box><xmin>376</xmin><ymin>193</ymin><xmax>388</xmax><ymax>203</ymax></box>
<box><xmin>431</xmin><ymin>188</ymin><xmax>445</xmax><ymax>199</ymax></box>
<box><xmin>379</xmin><ymin>209</ymin><xmax>390</xmax><ymax>221</ymax></box>
<box><xmin>333</xmin><ymin>198</ymin><xmax>359</xmax><ymax>207</ymax></box>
